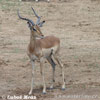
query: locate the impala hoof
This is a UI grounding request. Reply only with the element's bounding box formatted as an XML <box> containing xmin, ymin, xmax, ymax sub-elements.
<box><xmin>43</xmin><ymin>92</ymin><xmax>46</xmax><ymax>94</ymax></box>
<box><xmin>62</xmin><ymin>84</ymin><xmax>65</xmax><ymax>91</ymax></box>
<box><xmin>29</xmin><ymin>91</ymin><xmax>32</xmax><ymax>95</ymax></box>
<box><xmin>50</xmin><ymin>87</ymin><xmax>53</xmax><ymax>90</ymax></box>
<box><xmin>62</xmin><ymin>88</ymin><xmax>65</xmax><ymax>91</ymax></box>
<box><xmin>50</xmin><ymin>85</ymin><xmax>54</xmax><ymax>90</ymax></box>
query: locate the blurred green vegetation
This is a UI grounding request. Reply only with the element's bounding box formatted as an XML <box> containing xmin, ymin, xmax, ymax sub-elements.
<box><xmin>0</xmin><ymin>0</ymin><xmax>32</xmax><ymax>15</ymax></box>
<box><xmin>0</xmin><ymin>0</ymin><xmax>21</xmax><ymax>11</ymax></box>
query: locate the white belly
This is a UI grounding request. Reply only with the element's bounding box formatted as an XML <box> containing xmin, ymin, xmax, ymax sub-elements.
<box><xmin>42</xmin><ymin>46</ymin><xmax>58</xmax><ymax>57</ymax></box>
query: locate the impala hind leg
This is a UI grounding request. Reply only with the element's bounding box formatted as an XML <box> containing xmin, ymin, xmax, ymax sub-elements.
<box><xmin>46</xmin><ymin>56</ymin><xmax>56</xmax><ymax>89</ymax></box>
<box><xmin>40</xmin><ymin>58</ymin><xmax>46</xmax><ymax>94</ymax></box>
<box><xmin>53</xmin><ymin>55</ymin><xmax>65</xmax><ymax>90</ymax></box>
<box><xmin>29</xmin><ymin>60</ymin><xmax>35</xmax><ymax>95</ymax></box>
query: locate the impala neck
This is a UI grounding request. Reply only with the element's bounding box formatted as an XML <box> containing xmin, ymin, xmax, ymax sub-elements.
<box><xmin>29</xmin><ymin>33</ymin><xmax>36</xmax><ymax>49</ymax></box>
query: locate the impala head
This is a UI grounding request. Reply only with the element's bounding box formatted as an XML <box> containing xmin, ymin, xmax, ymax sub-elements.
<box><xmin>17</xmin><ymin>8</ymin><xmax>45</xmax><ymax>38</ymax></box>
<box><xmin>27</xmin><ymin>21</ymin><xmax>44</xmax><ymax>38</ymax></box>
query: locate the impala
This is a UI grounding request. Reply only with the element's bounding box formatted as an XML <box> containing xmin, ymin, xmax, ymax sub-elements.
<box><xmin>17</xmin><ymin>8</ymin><xmax>65</xmax><ymax>95</ymax></box>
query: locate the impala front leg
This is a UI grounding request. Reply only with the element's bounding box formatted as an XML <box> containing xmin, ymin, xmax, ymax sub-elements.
<box><xmin>29</xmin><ymin>60</ymin><xmax>35</xmax><ymax>95</ymax></box>
<box><xmin>40</xmin><ymin>58</ymin><xmax>46</xmax><ymax>94</ymax></box>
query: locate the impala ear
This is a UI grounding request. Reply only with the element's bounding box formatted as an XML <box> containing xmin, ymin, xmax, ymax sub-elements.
<box><xmin>38</xmin><ymin>20</ymin><xmax>45</xmax><ymax>27</ymax></box>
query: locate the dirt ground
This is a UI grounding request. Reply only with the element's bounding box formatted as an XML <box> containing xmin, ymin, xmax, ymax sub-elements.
<box><xmin>0</xmin><ymin>0</ymin><xmax>100</xmax><ymax>100</ymax></box>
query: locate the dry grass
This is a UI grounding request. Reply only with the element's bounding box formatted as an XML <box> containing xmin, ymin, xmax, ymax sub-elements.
<box><xmin>0</xmin><ymin>0</ymin><xmax>100</xmax><ymax>100</ymax></box>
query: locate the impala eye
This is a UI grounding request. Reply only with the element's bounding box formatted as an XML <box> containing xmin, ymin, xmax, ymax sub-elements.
<box><xmin>33</xmin><ymin>28</ymin><xmax>36</xmax><ymax>31</ymax></box>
